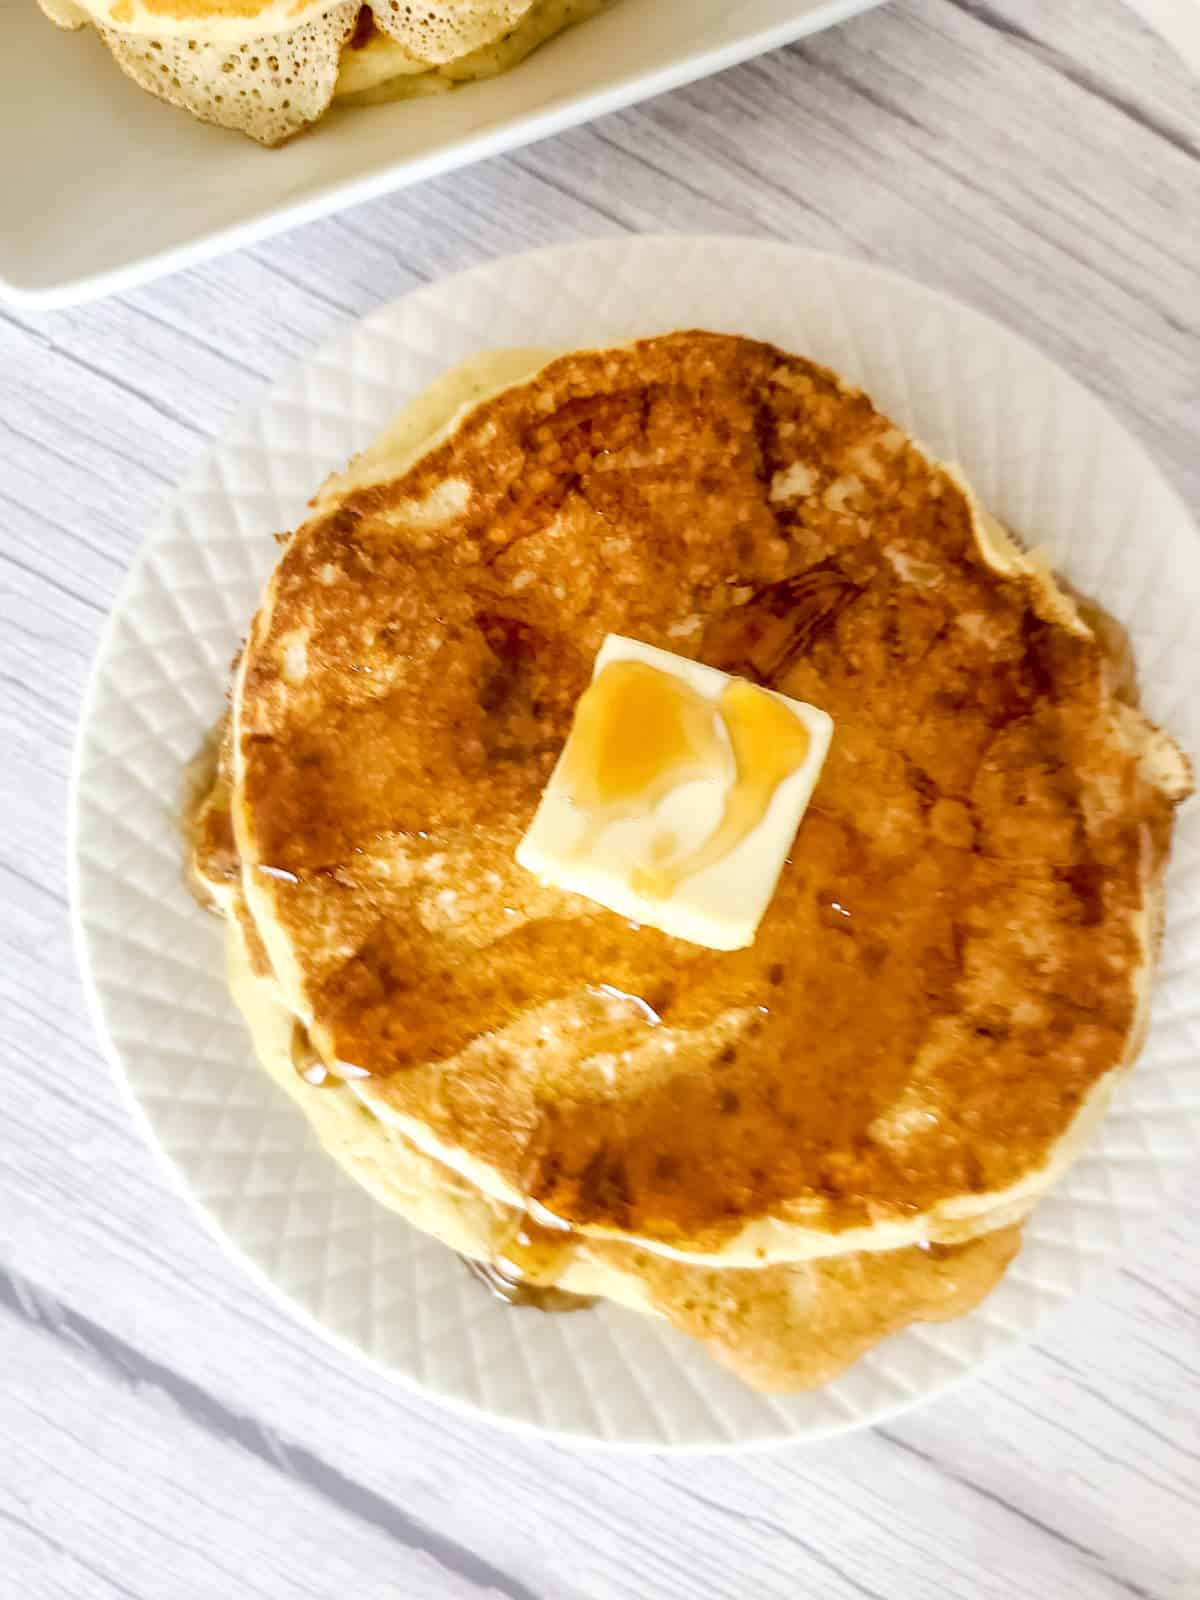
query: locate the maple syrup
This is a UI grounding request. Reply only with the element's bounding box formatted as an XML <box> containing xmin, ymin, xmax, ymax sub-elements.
<box><xmin>462</xmin><ymin>1202</ymin><xmax>595</xmax><ymax>1312</ymax></box>
<box><xmin>644</xmin><ymin>677</ymin><xmax>811</xmax><ymax>896</ymax></box>
<box><xmin>562</xmin><ymin>658</ymin><xmax>727</xmax><ymax>817</ymax></box>
<box><xmin>494</xmin><ymin>1202</ymin><xmax>579</xmax><ymax>1284</ymax></box>
<box><xmin>460</xmin><ymin>1254</ymin><xmax>595</xmax><ymax>1312</ymax></box>
<box><xmin>291</xmin><ymin>1019</ymin><xmax>331</xmax><ymax>1087</ymax></box>
<box><xmin>564</xmin><ymin>659</ymin><xmax>811</xmax><ymax>897</ymax></box>
<box><xmin>180</xmin><ymin>719</ymin><xmax>237</xmax><ymax>912</ymax></box>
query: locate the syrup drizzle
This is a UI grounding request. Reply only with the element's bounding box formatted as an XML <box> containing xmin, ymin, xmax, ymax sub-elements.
<box><xmin>562</xmin><ymin>658</ymin><xmax>811</xmax><ymax>896</ymax></box>
<box><xmin>462</xmin><ymin>1202</ymin><xmax>594</xmax><ymax>1312</ymax></box>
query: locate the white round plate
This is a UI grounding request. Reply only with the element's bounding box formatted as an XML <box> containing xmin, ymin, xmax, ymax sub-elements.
<box><xmin>71</xmin><ymin>237</ymin><xmax>1200</xmax><ymax>1450</ymax></box>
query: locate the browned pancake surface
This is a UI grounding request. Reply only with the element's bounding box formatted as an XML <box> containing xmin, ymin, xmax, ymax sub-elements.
<box><xmin>609</xmin><ymin>1226</ymin><xmax>1023</xmax><ymax>1392</ymax></box>
<box><xmin>235</xmin><ymin>332</ymin><xmax>1183</xmax><ymax>1251</ymax></box>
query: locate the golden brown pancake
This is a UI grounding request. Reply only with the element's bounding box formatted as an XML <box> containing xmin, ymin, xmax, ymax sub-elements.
<box><xmin>39</xmin><ymin>0</ymin><xmax>608</xmax><ymax>145</ymax></box>
<box><xmin>212</xmin><ymin>876</ymin><xmax>1022</xmax><ymax>1392</ymax></box>
<box><xmin>619</xmin><ymin>1227</ymin><xmax>1023</xmax><ymax>1392</ymax></box>
<box><xmin>226</xmin><ymin>331</ymin><xmax>1191</xmax><ymax>1270</ymax></box>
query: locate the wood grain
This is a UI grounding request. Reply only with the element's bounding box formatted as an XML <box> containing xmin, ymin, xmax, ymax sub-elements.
<box><xmin>2</xmin><ymin>2</ymin><xmax>1198</xmax><ymax>1596</ymax></box>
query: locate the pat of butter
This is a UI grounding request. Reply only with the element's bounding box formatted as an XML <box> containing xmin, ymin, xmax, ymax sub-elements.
<box><xmin>515</xmin><ymin>635</ymin><xmax>833</xmax><ymax>951</ymax></box>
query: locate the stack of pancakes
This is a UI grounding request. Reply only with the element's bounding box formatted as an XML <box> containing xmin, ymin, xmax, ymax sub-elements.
<box><xmin>186</xmin><ymin>332</ymin><xmax>1190</xmax><ymax>1391</ymax></box>
<box><xmin>39</xmin><ymin>0</ymin><xmax>609</xmax><ymax>145</ymax></box>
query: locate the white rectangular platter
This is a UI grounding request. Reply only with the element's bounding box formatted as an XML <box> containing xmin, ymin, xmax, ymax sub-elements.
<box><xmin>1</xmin><ymin>0</ymin><xmax>886</xmax><ymax>309</ymax></box>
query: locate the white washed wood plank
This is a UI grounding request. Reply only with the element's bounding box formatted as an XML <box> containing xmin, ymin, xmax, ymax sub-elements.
<box><xmin>4</xmin><ymin>1312</ymin><xmax>531</xmax><ymax>1600</ymax></box>
<box><xmin>2</xmin><ymin>0</ymin><xmax>1199</xmax><ymax>1597</ymax></box>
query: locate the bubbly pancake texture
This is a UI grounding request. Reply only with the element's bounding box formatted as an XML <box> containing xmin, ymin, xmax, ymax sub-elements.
<box><xmin>335</xmin><ymin>1</ymin><xmax>609</xmax><ymax>105</ymax></box>
<box><xmin>39</xmin><ymin>0</ymin><xmax>603</xmax><ymax>144</ymax></box>
<box><xmin>39</xmin><ymin>0</ymin><xmax>529</xmax><ymax>44</ymax></box>
<box><xmin>98</xmin><ymin>2</ymin><xmax>360</xmax><ymax>146</ymax></box>
<box><xmin>227</xmin><ymin>331</ymin><xmax>1190</xmax><ymax>1267</ymax></box>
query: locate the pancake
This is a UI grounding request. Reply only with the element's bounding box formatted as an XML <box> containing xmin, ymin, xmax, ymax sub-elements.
<box><xmin>335</xmin><ymin>1</ymin><xmax>609</xmax><ymax>105</ymax></box>
<box><xmin>40</xmin><ymin>0</ymin><xmax>529</xmax><ymax>45</ymax></box>
<box><xmin>219</xmin><ymin>331</ymin><xmax>1189</xmax><ymax>1276</ymax></box>
<box><xmin>39</xmin><ymin>0</ymin><xmax>607</xmax><ymax>145</ymax></box>
<box><xmin>97</xmin><ymin>3</ymin><xmax>362</xmax><ymax>148</ymax></box>
<box><xmin>216</xmin><ymin>860</ymin><xmax>1022</xmax><ymax>1391</ymax></box>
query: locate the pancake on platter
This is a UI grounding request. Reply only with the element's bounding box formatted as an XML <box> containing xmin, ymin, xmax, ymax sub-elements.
<box><xmin>38</xmin><ymin>0</ymin><xmax>609</xmax><ymax>145</ymax></box>
<box><xmin>185</xmin><ymin>330</ymin><xmax>1190</xmax><ymax>1391</ymax></box>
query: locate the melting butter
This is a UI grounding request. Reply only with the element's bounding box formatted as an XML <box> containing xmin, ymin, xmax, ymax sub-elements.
<box><xmin>515</xmin><ymin>634</ymin><xmax>833</xmax><ymax>952</ymax></box>
<box><xmin>562</xmin><ymin>659</ymin><xmax>728</xmax><ymax>817</ymax></box>
<box><xmin>564</xmin><ymin>660</ymin><xmax>811</xmax><ymax>896</ymax></box>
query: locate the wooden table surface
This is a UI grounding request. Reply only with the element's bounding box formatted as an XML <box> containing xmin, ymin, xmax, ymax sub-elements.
<box><xmin>2</xmin><ymin>2</ymin><xmax>1198</xmax><ymax>1596</ymax></box>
